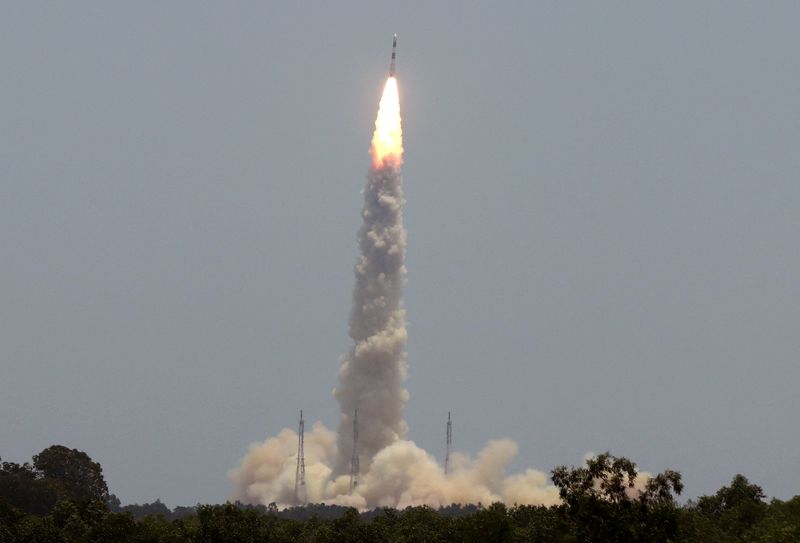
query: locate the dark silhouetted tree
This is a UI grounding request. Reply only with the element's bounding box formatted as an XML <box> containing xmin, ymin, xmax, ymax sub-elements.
<box><xmin>33</xmin><ymin>445</ymin><xmax>109</xmax><ymax>504</ymax></box>
<box><xmin>0</xmin><ymin>460</ymin><xmax>59</xmax><ymax>515</ymax></box>
<box><xmin>696</xmin><ymin>474</ymin><xmax>767</xmax><ymax>536</ymax></box>
<box><xmin>551</xmin><ymin>452</ymin><xmax>683</xmax><ymax>543</ymax></box>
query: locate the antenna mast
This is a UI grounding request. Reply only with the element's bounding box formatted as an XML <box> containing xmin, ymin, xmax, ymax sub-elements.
<box><xmin>349</xmin><ymin>409</ymin><xmax>360</xmax><ymax>493</ymax></box>
<box><xmin>294</xmin><ymin>410</ymin><xmax>306</xmax><ymax>504</ymax></box>
<box><xmin>444</xmin><ymin>411</ymin><xmax>452</xmax><ymax>476</ymax></box>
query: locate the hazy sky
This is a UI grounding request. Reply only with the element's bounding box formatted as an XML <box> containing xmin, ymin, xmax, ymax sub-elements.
<box><xmin>1</xmin><ymin>2</ymin><xmax>798</xmax><ymax>506</ymax></box>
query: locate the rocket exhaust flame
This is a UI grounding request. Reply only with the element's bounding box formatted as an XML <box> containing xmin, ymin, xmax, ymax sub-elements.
<box><xmin>228</xmin><ymin>43</ymin><xmax>562</xmax><ymax>509</ymax></box>
<box><xmin>371</xmin><ymin>77</ymin><xmax>403</xmax><ymax>169</ymax></box>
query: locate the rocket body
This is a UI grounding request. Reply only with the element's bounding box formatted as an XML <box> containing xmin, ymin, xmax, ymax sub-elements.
<box><xmin>389</xmin><ymin>34</ymin><xmax>397</xmax><ymax>76</ymax></box>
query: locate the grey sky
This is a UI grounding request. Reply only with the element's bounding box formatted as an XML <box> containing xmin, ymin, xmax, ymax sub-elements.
<box><xmin>1</xmin><ymin>2</ymin><xmax>798</xmax><ymax>506</ymax></box>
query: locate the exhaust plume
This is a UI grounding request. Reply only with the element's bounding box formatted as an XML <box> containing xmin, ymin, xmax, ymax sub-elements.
<box><xmin>229</xmin><ymin>74</ymin><xmax>561</xmax><ymax>509</ymax></box>
<box><xmin>333</xmin><ymin>76</ymin><xmax>408</xmax><ymax>476</ymax></box>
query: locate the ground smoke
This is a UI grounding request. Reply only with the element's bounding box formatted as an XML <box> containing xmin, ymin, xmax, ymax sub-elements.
<box><xmin>228</xmin><ymin>425</ymin><xmax>559</xmax><ymax>509</ymax></box>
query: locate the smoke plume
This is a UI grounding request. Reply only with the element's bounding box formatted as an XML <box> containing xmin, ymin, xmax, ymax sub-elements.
<box><xmin>333</xmin><ymin>76</ymin><xmax>408</xmax><ymax>476</ymax></box>
<box><xmin>229</xmin><ymin>76</ymin><xmax>560</xmax><ymax>509</ymax></box>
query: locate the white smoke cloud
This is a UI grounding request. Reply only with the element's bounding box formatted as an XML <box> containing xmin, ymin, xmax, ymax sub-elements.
<box><xmin>228</xmin><ymin>423</ymin><xmax>337</xmax><ymax>506</ymax></box>
<box><xmin>229</xmin><ymin>428</ymin><xmax>560</xmax><ymax>509</ymax></box>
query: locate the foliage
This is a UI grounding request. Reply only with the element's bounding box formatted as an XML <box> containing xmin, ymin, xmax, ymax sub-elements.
<box><xmin>1</xmin><ymin>447</ymin><xmax>799</xmax><ymax>542</ymax></box>
<box><xmin>0</xmin><ymin>461</ymin><xmax>59</xmax><ymax>515</ymax></box>
<box><xmin>1</xmin><ymin>445</ymin><xmax>109</xmax><ymax>517</ymax></box>
<box><xmin>550</xmin><ymin>452</ymin><xmax>684</xmax><ymax>542</ymax></box>
<box><xmin>679</xmin><ymin>474</ymin><xmax>774</xmax><ymax>543</ymax></box>
<box><xmin>32</xmin><ymin>445</ymin><xmax>109</xmax><ymax>504</ymax></box>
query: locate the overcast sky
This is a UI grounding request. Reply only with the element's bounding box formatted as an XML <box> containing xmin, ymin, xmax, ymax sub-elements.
<box><xmin>1</xmin><ymin>2</ymin><xmax>798</xmax><ymax>506</ymax></box>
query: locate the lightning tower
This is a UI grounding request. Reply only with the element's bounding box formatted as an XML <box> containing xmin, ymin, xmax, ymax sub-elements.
<box><xmin>349</xmin><ymin>409</ymin><xmax>360</xmax><ymax>492</ymax></box>
<box><xmin>294</xmin><ymin>410</ymin><xmax>306</xmax><ymax>504</ymax></box>
<box><xmin>444</xmin><ymin>412</ymin><xmax>452</xmax><ymax>476</ymax></box>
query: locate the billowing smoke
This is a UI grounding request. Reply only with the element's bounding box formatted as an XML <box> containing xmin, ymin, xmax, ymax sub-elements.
<box><xmin>228</xmin><ymin>76</ymin><xmax>561</xmax><ymax>509</ymax></box>
<box><xmin>229</xmin><ymin>429</ymin><xmax>560</xmax><ymax>509</ymax></box>
<box><xmin>333</xmin><ymin>91</ymin><xmax>408</xmax><ymax>476</ymax></box>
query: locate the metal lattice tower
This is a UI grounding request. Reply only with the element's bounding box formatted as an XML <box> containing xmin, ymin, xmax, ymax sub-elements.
<box><xmin>294</xmin><ymin>410</ymin><xmax>306</xmax><ymax>504</ymax></box>
<box><xmin>349</xmin><ymin>409</ymin><xmax>360</xmax><ymax>493</ymax></box>
<box><xmin>444</xmin><ymin>411</ymin><xmax>452</xmax><ymax>476</ymax></box>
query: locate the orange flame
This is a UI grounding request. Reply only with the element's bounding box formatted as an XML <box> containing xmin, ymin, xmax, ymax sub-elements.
<box><xmin>370</xmin><ymin>77</ymin><xmax>403</xmax><ymax>169</ymax></box>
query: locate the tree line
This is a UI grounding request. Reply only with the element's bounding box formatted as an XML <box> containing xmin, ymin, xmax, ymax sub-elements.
<box><xmin>1</xmin><ymin>445</ymin><xmax>799</xmax><ymax>542</ymax></box>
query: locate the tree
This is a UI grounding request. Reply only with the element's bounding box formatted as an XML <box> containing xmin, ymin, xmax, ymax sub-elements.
<box><xmin>0</xmin><ymin>460</ymin><xmax>59</xmax><ymax>515</ymax></box>
<box><xmin>696</xmin><ymin>474</ymin><xmax>767</xmax><ymax>535</ymax></box>
<box><xmin>120</xmin><ymin>499</ymin><xmax>172</xmax><ymax>520</ymax></box>
<box><xmin>454</xmin><ymin>502</ymin><xmax>512</xmax><ymax>543</ymax></box>
<box><xmin>552</xmin><ymin>452</ymin><xmax>665</xmax><ymax>505</ymax></box>
<box><xmin>508</xmin><ymin>504</ymin><xmax>570</xmax><ymax>543</ymax></box>
<box><xmin>551</xmin><ymin>452</ymin><xmax>683</xmax><ymax>543</ymax></box>
<box><xmin>392</xmin><ymin>506</ymin><xmax>452</xmax><ymax>543</ymax></box>
<box><xmin>33</xmin><ymin>445</ymin><xmax>109</xmax><ymax>504</ymax></box>
<box><xmin>640</xmin><ymin>469</ymin><xmax>684</xmax><ymax>505</ymax></box>
<box><xmin>51</xmin><ymin>500</ymin><xmax>89</xmax><ymax>543</ymax></box>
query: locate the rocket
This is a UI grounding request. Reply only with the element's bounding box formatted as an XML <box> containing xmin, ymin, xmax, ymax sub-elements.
<box><xmin>389</xmin><ymin>33</ymin><xmax>397</xmax><ymax>77</ymax></box>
